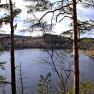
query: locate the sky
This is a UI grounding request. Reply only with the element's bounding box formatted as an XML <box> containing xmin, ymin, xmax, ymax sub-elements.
<box><xmin>0</xmin><ymin>0</ymin><xmax>94</xmax><ymax>37</ymax></box>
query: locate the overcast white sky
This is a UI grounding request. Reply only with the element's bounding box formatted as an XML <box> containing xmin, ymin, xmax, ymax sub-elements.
<box><xmin>0</xmin><ymin>0</ymin><xmax>94</xmax><ymax>37</ymax></box>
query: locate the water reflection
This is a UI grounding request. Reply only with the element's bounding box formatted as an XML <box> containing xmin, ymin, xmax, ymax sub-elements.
<box><xmin>0</xmin><ymin>49</ymin><xmax>94</xmax><ymax>94</ymax></box>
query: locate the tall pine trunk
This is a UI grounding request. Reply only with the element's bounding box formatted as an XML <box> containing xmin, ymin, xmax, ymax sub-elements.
<box><xmin>72</xmin><ymin>0</ymin><xmax>79</xmax><ymax>94</ymax></box>
<box><xmin>9</xmin><ymin>0</ymin><xmax>16</xmax><ymax>94</ymax></box>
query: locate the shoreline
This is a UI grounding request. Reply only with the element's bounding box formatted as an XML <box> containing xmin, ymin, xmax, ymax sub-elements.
<box><xmin>0</xmin><ymin>34</ymin><xmax>94</xmax><ymax>53</ymax></box>
<box><xmin>82</xmin><ymin>50</ymin><xmax>94</xmax><ymax>58</ymax></box>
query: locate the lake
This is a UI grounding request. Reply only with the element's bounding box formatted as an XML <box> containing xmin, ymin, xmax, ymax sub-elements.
<box><xmin>0</xmin><ymin>49</ymin><xmax>94</xmax><ymax>94</ymax></box>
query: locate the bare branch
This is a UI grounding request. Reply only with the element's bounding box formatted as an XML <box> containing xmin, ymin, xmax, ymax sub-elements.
<box><xmin>39</xmin><ymin>3</ymin><xmax>72</xmax><ymax>21</ymax></box>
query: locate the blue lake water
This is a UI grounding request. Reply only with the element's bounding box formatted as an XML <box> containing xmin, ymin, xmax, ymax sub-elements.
<box><xmin>0</xmin><ymin>49</ymin><xmax>94</xmax><ymax>94</ymax></box>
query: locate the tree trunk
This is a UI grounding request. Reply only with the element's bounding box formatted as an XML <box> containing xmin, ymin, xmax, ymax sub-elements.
<box><xmin>72</xmin><ymin>0</ymin><xmax>79</xmax><ymax>94</ymax></box>
<box><xmin>9</xmin><ymin>0</ymin><xmax>16</xmax><ymax>94</ymax></box>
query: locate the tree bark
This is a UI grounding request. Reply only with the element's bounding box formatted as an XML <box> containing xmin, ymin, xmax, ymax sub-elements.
<box><xmin>9</xmin><ymin>0</ymin><xmax>16</xmax><ymax>94</ymax></box>
<box><xmin>72</xmin><ymin>0</ymin><xmax>79</xmax><ymax>94</ymax></box>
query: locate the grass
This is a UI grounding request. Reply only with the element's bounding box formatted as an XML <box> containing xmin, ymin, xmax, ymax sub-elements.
<box><xmin>67</xmin><ymin>82</ymin><xmax>94</xmax><ymax>94</ymax></box>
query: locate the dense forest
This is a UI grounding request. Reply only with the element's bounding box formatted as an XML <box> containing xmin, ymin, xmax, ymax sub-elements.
<box><xmin>0</xmin><ymin>0</ymin><xmax>94</xmax><ymax>94</ymax></box>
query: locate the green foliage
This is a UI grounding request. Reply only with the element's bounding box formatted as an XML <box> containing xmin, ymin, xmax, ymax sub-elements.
<box><xmin>0</xmin><ymin>62</ymin><xmax>6</xmax><ymax>70</ymax></box>
<box><xmin>37</xmin><ymin>72</ymin><xmax>53</xmax><ymax>94</ymax></box>
<box><xmin>80</xmin><ymin>82</ymin><xmax>94</xmax><ymax>94</ymax></box>
<box><xmin>80</xmin><ymin>38</ymin><xmax>94</xmax><ymax>43</ymax></box>
<box><xmin>67</xmin><ymin>82</ymin><xmax>94</xmax><ymax>94</ymax></box>
<box><xmin>0</xmin><ymin>57</ymin><xmax>6</xmax><ymax>87</ymax></box>
<box><xmin>0</xmin><ymin>9</ymin><xmax>21</xmax><ymax>24</ymax></box>
<box><xmin>0</xmin><ymin>76</ymin><xmax>6</xmax><ymax>83</ymax></box>
<box><xmin>82</xmin><ymin>0</ymin><xmax>94</xmax><ymax>8</ymax></box>
<box><xmin>0</xmin><ymin>76</ymin><xmax>6</xmax><ymax>88</ymax></box>
<box><xmin>0</xmin><ymin>42</ymin><xmax>5</xmax><ymax>51</ymax></box>
<box><xmin>0</xmin><ymin>47</ymin><xmax>5</xmax><ymax>87</ymax></box>
<box><xmin>25</xmin><ymin>0</ymin><xmax>52</xmax><ymax>12</ymax></box>
<box><xmin>0</xmin><ymin>4</ymin><xmax>9</xmax><ymax>9</ymax></box>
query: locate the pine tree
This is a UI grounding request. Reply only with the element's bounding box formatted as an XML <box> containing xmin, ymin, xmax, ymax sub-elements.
<box><xmin>9</xmin><ymin>0</ymin><xmax>16</xmax><ymax>94</ymax></box>
<box><xmin>38</xmin><ymin>73</ymin><xmax>53</xmax><ymax>94</ymax></box>
<box><xmin>72</xmin><ymin>0</ymin><xmax>79</xmax><ymax>94</ymax></box>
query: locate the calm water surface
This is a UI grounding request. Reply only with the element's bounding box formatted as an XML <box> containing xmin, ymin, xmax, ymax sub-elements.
<box><xmin>0</xmin><ymin>49</ymin><xmax>94</xmax><ymax>94</ymax></box>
